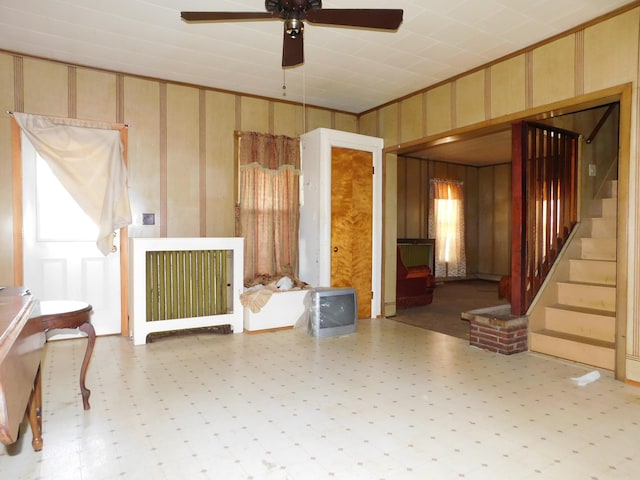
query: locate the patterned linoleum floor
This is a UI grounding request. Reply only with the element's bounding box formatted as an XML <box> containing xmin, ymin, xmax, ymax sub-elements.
<box><xmin>2</xmin><ymin>319</ymin><xmax>640</xmax><ymax>480</ymax></box>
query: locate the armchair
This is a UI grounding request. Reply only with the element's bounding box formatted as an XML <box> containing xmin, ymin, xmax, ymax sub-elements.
<box><xmin>396</xmin><ymin>245</ymin><xmax>435</xmax><ymax>308</ymax></box>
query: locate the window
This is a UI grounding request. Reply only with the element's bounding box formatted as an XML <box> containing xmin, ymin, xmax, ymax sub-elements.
<box><xmin>236</xmin><ymin>132</ymin><xmax>301</xmax><ymax>283</ymax></box>
<box><xmin>428</xmin><ymin>179</ymin><xmax>466</xmax><ymax>278</ymax></box>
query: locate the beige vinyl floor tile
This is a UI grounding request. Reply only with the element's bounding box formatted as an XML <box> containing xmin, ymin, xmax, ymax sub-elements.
<box><xmin>2</xmin><ymin>317</ymin><xmax>640</xmax><ymax>479</ymax></box>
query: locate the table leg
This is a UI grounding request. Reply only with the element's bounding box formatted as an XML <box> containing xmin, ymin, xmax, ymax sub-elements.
<box><xmin>78</xmin><ymin>322</ymin><xmax>96</xmax><ymax>410</ymax></box>
<box><xmin>27</xmin><ymin>365</ymin><xmax>43</xmax><ymax>451</ymax></box>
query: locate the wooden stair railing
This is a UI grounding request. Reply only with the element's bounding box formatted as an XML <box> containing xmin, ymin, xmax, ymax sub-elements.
<box><xmin>511</xmin><ymin>121</ymin><xmax>580</xmax><ymax>316</ymax></box>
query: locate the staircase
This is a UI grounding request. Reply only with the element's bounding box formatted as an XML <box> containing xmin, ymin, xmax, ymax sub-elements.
<box><xmin>529</xmin><ymin>180</ymin><xmax>617</xmax><ymax>370</ymax></box>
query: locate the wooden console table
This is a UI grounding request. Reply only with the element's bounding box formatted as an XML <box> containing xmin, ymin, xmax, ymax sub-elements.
<box><xmin>38</xmin><ymin>301</ymin><xmax>95</xmax><ymax>410</ymax></box>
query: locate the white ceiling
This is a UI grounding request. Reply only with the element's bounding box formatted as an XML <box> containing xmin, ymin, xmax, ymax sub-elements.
<box><xmin>0</xmin><ymin>0</ymin><xmax>634</xmax><ymax>114</ymax></box>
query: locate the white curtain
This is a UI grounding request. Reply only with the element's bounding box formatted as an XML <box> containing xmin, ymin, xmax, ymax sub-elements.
<box><xmin>428</xmin><ymin>178</ymin><xmax>466</xmax><ymax>278</ymax></box>
<box><xmin>14</xmin><ymin>112</ymin><xmax>132</xmax><ymax>255</ymax></box>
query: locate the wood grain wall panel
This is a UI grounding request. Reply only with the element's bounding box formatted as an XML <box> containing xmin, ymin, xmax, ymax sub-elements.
<box><xmin>456</xmin><ymin>71</ymin><xmax>485</xmax><ymax>128</ymax></box>
<box><xmin>23</xmin><ymin>58</ymin><xmax>68</xmax><ymax>117</ymax></box>
<box><xmin>396</xmin><ymin>158</ymin><xmax>407</xmax><ymax>236</ymax></box>
<box><xmin>445</xmin><ymin>162</ymin><xmax>467</xmax><ymax>182</ymax></box>
<box><xmin>432</xmin><ymin>160</ymin><xmax>449</xmax><ymax>179</ymax></box>
<box><xmin>165</xmin><ymin>84</ymin><xmax>200</xmax><ymax>237</ymax></box>
<box><xmin>359</xmin><ymin>111</ymin><xmax>377</xmax><ymax>137</ymax></box>
<box><xmin>400</xmin><ymin>94</ymin><xmax>423</xmax><ymax>143</ymax></box>
<box><xmin>492</xmin><ymin>164</ymin><xmax>511</xmax><ymax>275</ymax></box>
<box><xmin>490</xmin><ymin>55</ymin><xmax>526</xmax><ymax>119</ymax></box>
<box><xmin>384</xmin><ymin>153</ymin><xmax>398</xmax><ymax>316</ymax></box>
<box><xmin>334</xmin><ymin>112</ymin><xmax>358</xmax><ymax>133</ymax></box>
<box><xmin>0</xmin><ymin>53</ymin><xmax>14</xmax><ymax>285</ymax></box>
<box><xmin>465</xmin><ymin>167</ymin><xmax>479</xmax><ymax>275</ymax></box>
<box><xmin>240</xmin><ymin>97</ymin><xmax>270</xmax><ymax>133</ymax></box>
<box><xmin>123</xmin><ymin>77</ymin><xmax>161</xmax><ymax>239</ymax></box>
<box><xmin>426</xmin><ymin>84</ymin><xmax>452</xmax><ymax>136</ymax></box>
<box><xmin>477</xmin><ymin>166</ymin><xmax>495</xmax><ymax>274</ymax></box>
<box><xmin>404</xmin><ymin>158</ymin><xmax>424</xmax><ymax>239</ymax></box>
<box><xmin>584</xmin><ymin>9</ymin><xmax>639</xmax><ymax>93</ymax></box>
<box><xmin>532</xmin><ymin>36</ymin><xmax>575</xmax><ymax>108</ymax></box>
<box><xmin>76</xmin><ymin>68</ymin><xmax>117</xmax><ymax>122</ymax></box>
<box><xmin>273</xmin><ymin>102</ymin><xmax>304</xmax><ymax>137</ymax></box>
<box><xmin>306</xmin><ymin>107</ymin><xmax>332</xmax><ymax>132</ymax></box>
<box><xmin>379</xmin><ymin>103</ymin><xmax>399</xmax><ymax>147</ymax></box>
<box><xmin>205</xmin><ymin>90</ymin><xmax>236</xmax><ymax>237</ymax></box>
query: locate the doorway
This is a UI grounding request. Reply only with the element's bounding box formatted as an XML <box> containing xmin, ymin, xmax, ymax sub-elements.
<box><xmin>391</xmin><ymin>100</ymin><xmax>623</xmax><ymax>349</ymax></box>
<box><xmin>20</xmin><ymin>133</ymin><xmax>123</xmax><ymax>336</ymax></box>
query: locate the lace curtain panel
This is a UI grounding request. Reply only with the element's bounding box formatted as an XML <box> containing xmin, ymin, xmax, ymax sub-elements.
<box><xmin>428</xmin><ymin>178</ymin><xmax>467</xmax><ymax>278</ymax></box>
<box><xmin>236</xmin><ymin>132</ymin><xmax>300</xmax><ymax>283</ymax></box>
<box><xmin>13</xmin><ymin>112</ymin><xmax>132</xmax><ymax>255</ymax></box>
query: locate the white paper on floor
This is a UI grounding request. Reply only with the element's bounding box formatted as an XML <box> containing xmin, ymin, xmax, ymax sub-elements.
<box><xmin>571</xmin><ymin>370</ymin><xmax>600</xmax><ymax>386</ymax></box>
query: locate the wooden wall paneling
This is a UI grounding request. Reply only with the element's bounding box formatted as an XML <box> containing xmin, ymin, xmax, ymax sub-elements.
<box><xmin>273</xmin><ymin>102</ymin><xmax>304</xmax><ymax>137</ymax></box>
<box><xmin>493</xmin><ymin>163</ymin><xmax>512</xmax><ymax>275</ymax></box>
<box><xmin>432</xmin><ymin>160</ymin><xmax>449</xmax><ymax>179</ymax></box>
<box><xmin>358</xmin><ymin>110</ymin><xmax>377</xmax><ymax>137</ymax></box>
<box><xmin>456</xmin><ymin>71</ymin><xmax>485</xmax><ymax>128</ymax></box>
<box><xmin>490</xmin><ymin>55</ymin><xmax>526</xmax><ymax>119</ymax></box>
<box><xmin>426</xmin><ymin>84</ymin><xmax>452</xmax><ymax>136</ymax></box>
<box><xmin>419</xmin><ymin>160</ymin><xmax>430</xmax><ymax>238</ymax></box>
<box><xmin>446</xmin><ymin>162</ymin><xmax>467</xmax><ymax>182</ymax></box>
<box><xmin>76</xmin><ymin>68</ymin><xmax>117</xmax><ymax>122</ymax></box>
<box><xmin>240</xmin><ymin>97</ymin><xmax>270</xmax><ymax>133</ymax></box>
<box><xmin>0</xmin><ymin>53</ymin><xmax>14</xmax><ymax>284</ymax></box>
<box><xmin>399</xmin><ymin>95</ymin><xmax>423</xmax><ymax>143</ymax></box>
<box><xmin>575</xmin><ymin>30</ymin><xmax>585</xmax><ymax>97</ymax></box>
<box><xmin>465</xmin><ymin>167</ymin><xmax>479</xmax><ymax>275</ymax></box>
<box><xmin>205</xmin><ymin>90</ymin><xmax>236</xmax><ymax>237</ymax></box>
<box><xmin>532</xmin><ymin>36</ymin><xmax>576</xmax><ymax>107</ymax></box>
<box><xmin>334</xmin><ymin>112</ymin><xmax>358</xmax><ymax>133</ymax></box>
<box><xmin>396</xmin><ymin>157</ymin><xmax>407</xmax><ymax>237</ymax></box>
<box><xmin>305</xmin><ymin>107</ymin><xmax>332</xmax><ymax>133</ymax></box>
<box><xmin>123</xmin><ymin>77</ymin><xmax>161</xmax><ymax>239</ymax></box>
<box><xmin>165</xmin><ymin>84</ymin><xmax>200</xmax><ymax>237</ymax></box>
<box><xmin>379</xmin><ymin>103</ymin><xmax>399</xmax><ymax>147</ymax></box>
<box><xmin>404</xmin><ymin>158</ymin><xmax>424</xmax><ymax>238</ymax></box>
<box><xmin>584</xmin><ymin>9</ymin><xmax>639</xmax><ymax>94</ymax></box>
<box><xmin>384</xmin><ymin>152</ymin><xmax>398</xmax><ymax>317</ymax></box>
<box><xmin>199</xmin><ymin>90</ymin><xmax>207</xmax><ymax>236</ymax></box>
<box><xmin>23</xmin><ymin>58</ymin><xmax>68</xmax><ymax>117</ymax></box>
<box><xmin>477</xmin><ymin>166</ymin><xmax>495</xmax><ymax>274</ymax></box>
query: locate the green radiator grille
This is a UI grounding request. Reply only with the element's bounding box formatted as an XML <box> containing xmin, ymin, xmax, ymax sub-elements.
<box><xmin>145</xmin><ymin>249</ymin><xmax>229</xmax><ymax>322</ymax></box>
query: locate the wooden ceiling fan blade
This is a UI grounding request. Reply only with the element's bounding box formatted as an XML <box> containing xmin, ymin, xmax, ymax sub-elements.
<box><xmin>181</xmin><ymin>12</ymin><xmax>277</xmax><ymax>22</ymax></box>
<box><xmin>306</xmin><ymin>9</ymin><xmax>403</xmax><ymax>30</ymax></box>
<box><xmin>282</xmin><ymin>30</ymin><xmax>304</xmax><ymax>68</ymax></box>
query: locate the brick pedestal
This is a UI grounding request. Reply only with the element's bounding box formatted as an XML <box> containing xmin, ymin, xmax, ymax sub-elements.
<box><xmin>465</xmin><ymin>305</ymin><xmax>528</xmax><ymax>355</ymax></box>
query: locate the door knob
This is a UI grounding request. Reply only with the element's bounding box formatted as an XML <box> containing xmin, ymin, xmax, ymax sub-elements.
<box><xmin>333</xmin><ymin>247</ymin><xmax>338</xmax><ymax>252</ymax></box>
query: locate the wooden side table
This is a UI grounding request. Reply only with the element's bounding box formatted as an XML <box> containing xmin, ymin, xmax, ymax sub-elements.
<box><xmin>38</xmin><ymin>301</ymin><xmax>95</xmax><ymax>410</ymax></box>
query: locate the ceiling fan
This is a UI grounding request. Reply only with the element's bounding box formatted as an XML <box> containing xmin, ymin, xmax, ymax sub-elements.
<box><xmin>181</xmin><ymin>1</ymin><xmax>403</xmax><ymax>68</ymax></box>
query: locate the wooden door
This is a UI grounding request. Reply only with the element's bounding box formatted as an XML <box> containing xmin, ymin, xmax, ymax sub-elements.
<box><xmin>330</xmin><ymin>147</ymin><xmax>373</xmax><ymax>319</ymax></box>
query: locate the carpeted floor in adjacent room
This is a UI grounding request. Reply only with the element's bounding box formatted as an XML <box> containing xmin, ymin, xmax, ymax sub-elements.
<box><xmin>390</xmin><ymin>279</ymin><xmax>509</xmax><ymax>340</ymax></box>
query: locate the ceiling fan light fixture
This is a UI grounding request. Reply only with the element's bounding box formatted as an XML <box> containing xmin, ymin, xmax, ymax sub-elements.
<box><xmin>285</xmin><ymin>18</ymin><xmax>304</xmax><ymax>38</ymax></box>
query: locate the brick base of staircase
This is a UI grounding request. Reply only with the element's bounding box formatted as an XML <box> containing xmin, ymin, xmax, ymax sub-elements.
<box><xmin>464</xmin><ymin>305</ymin><xmax>528</xmax><ymax>355</ymax></box>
